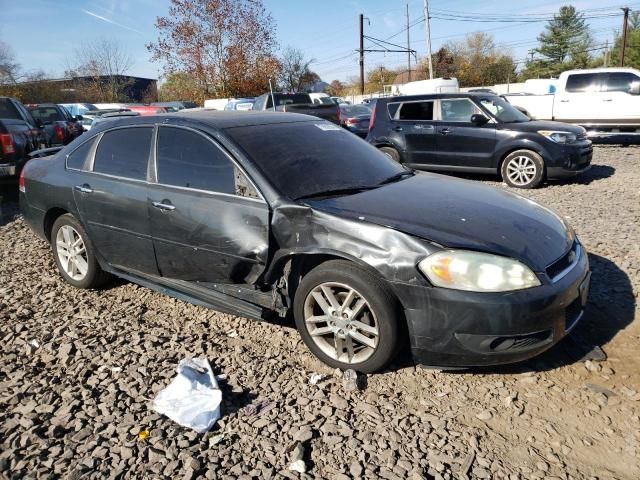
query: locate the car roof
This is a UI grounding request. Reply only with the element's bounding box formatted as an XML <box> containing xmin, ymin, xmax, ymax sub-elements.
<box><xmin>89</xmin><ymin>110</ymin><xmax>317</xmax><ymax>131</ymax></box>
<box><xmin>376</xmin><ymin>92</ymin><xmax>497</xmax><ymax>103</ymax></box>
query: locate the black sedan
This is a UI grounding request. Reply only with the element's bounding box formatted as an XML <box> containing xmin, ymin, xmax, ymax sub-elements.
<box><xmin>19</xmin><ymin>111</ymin><xmax>590</xmax><ymax>372</ymax></box>
<box><xmin>339</xmin><ymin>104</ymin><xmax>371</xmax><ymax>137</ymax></box>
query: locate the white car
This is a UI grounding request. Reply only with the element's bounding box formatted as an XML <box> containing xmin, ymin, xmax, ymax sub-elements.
<box><xmin>308</xmin><ymin>93</ymin><xmax>335</xmax><ymax>105</ymax></box>
<box><xmin>505</xmin><ymin>68</ymin><xmax>640</xmax><ymax>144</ymax></box>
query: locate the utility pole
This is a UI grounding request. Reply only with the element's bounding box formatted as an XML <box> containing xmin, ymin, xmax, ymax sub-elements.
<box><xmin>620</xmin><ymin>7</ymin><xmax>630</xmax><ymax>67</ymax></box>
<box><xmin>422</xmin><ymin>0</ymin><xmax>433</xmax><ymax>79</ymax></box>
<box><xmin>528</xmin><ymin>49</ymin><xmax>535</xmax><ymax>62</ymax></box>
<box><xmin>359</xmin><ymin>14</ymin><xmax>365</xmax><ymax>95</ymax></box>
<box><xmin>406</xmin><ymin>4</ymin><xmax>411</xmax><ymax>82</ymax></box>
<box><xmin>379</xmin><ymin>66</ymin><xmax>384</xmax><ymax>94</ymax></box>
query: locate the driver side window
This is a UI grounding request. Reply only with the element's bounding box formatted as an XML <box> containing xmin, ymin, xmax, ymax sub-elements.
<box><xmin>156</xmin><ymin>126</ymin><xmax>260</xmax><ymax>199</ymax></box>
<box><xmin>440</xmin><ymin>99</ymin><xmax>481</xmax><ymax>123</ymax></box>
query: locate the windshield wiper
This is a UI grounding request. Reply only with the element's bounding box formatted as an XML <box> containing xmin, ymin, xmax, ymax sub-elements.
<box><xmin>378</xmin><ymin>170</ymin><xmax>415</xmax><ymax>185</ymax></box>
<box><xmin>295</xmin><ymin>186</ymin><xmax>378</xmax><ymax>201</ymax></box>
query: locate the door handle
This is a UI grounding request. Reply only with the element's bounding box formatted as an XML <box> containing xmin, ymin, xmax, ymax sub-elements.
<box><xmin>440</xmin><ymin>128</ymin><xmax>451</xmax><ymax>135</ymax></box>
<box><xmin>392</xmin><ymin>126</ymin><xmax>403</xmax><ymax>132</ymax></box>
<box><xmin>74</xmin><ymin>184</ymin><xmax>93</xmax><ymax>194</ymax></box>
<box><xmin>559</xmin><ymin>100</ymin><xmax>570</xmax><ymax>103</ymax></box>
<box><xmin>152</xmin><ymin>201</ymin><xmax>176</xmax><ymax>211</ymax></box>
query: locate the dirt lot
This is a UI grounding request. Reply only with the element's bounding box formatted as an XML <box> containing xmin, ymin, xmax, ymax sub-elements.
<box><xmin>1</xmin><ymin>146</ymin><xmax>639</xmax><ymax>480</ymax></box>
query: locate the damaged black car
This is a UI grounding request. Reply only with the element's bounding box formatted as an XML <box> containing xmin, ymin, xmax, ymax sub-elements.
<box><xmin>19</xmin><ymin>111</ymin><xmax>591</xmax><ymax>372</ymax></box>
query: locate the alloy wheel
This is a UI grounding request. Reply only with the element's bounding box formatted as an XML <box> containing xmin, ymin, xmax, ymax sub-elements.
<box><xmin>56</xmin><ymin>225</ymin><xmax>89</xmax><ymax>281</ymax></box>
<box><xmin>506</xmin><ymin>155</ymin><xmax>537</xmax><ymax>186</ymax></box>
<box><xmin>303</xmin><ymin>282</ymin><xmax>380</xmax><ymax>364</ymax></box>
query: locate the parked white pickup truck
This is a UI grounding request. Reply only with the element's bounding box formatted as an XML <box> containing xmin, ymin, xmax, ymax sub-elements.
<box><xmin>505</xmin><ymin>68</ymin><xmax>640</xmax><ymax>144</ymax></box>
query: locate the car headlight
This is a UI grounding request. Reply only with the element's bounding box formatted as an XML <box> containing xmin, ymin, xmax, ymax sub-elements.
<box><xmin>418</xmin><ymin>250</ymin><xmax>541</xmax><ymax>292</ymax></box>
<box><xmin>538</xmin><ymin>130</ymin><xmax>577</xmax><ymax>144</ymax></box>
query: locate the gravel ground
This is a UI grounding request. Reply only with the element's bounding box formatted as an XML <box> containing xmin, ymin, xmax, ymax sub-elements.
<box><xmin>1</xmin><ymin>146</ymin><xmax>639</xmax><ymax>480</ymax></box>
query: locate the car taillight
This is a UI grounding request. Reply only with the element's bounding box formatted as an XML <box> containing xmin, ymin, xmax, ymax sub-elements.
<box><xmin>19</xmin><ymin>166</ymin><xmax>26</xmax><ymax>193</ymax></box>
<box><xmin>369</xmin><ymin>103</ymin><xmax>376</xmax><ymax>130</ymax></box>
<box><xmin>54</xmin><ymin>125</ymin><xmax>65</xmax><ymax>141</ymax></box>
<box><xmin>0</xmin><ymin>133</ymin><xmax>15</xmax><ymax>154</ymax></box>
<box><xmin>345</xmin><ymin>118</ymin><xmax>358</xmax><ymax>126</ymax></box>
<box><xmin>337</xmin><ymin>108</ymin><xmax>341</xmax><ymax>123</ymax></box>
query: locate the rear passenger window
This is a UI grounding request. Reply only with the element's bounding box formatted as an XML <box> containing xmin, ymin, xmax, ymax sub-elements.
<box><xmin>66</xmin><ymin>137</ymin><xmax>95</xmax><ymax>170</ymax></box>
<box><xmin>93</xmin><ymin>127</ymin><xmax>152</xmax><ymax>180</ymax></box>
<box><xmin>565</xmin><ymin>73</ymin><xmax>600</xmax><ymax>92</ymax></box>
<box><xmin>396</xmin><ymin>101</ymin><xmax>434</xmax><ymax>120</ymax></box>
<box><xmin>156</xmin><ymin>127</ymin><xmax>259</xmax><ymax>198</ymax></box>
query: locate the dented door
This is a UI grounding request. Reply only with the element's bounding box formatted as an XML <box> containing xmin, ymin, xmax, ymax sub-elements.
<box><xmin>148</xmin><ymin>125</ymin><xmax>269</xmax><ymax>284</ymax></box>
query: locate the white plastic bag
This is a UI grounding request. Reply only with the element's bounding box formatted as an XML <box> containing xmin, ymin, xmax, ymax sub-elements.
<box><xmin>152</xmin><ymin>358</ymin><xmax>222</xmax><ymax>433</ymax></box>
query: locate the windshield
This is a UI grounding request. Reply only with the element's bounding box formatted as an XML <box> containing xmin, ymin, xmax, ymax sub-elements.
<box><xmin>340</xmin><ymin>105</ymin><xmax>371</xmax><ymax>117</ymax></box>
<box><xmin>479</xmin><ymin>96</ymin><xmax>529</xmax><ymax>123</ymax></box>
<box><xmin>318</xmin><ymin>97</ymin><xmax>334</xmax><ymax>105</ymax></box>
<box><xmin>225</xmin><ymin>121</ymin><xmax>405</xmax><ymax>200</ymax></box>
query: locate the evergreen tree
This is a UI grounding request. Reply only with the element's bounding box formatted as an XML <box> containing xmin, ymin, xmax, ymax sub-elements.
<box><xmin>526</xmin><ymin>5</ymin><xmax>593</xmax><ymax>77</ymax></box>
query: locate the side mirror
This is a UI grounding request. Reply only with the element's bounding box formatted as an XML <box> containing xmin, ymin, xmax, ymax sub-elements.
<box><xmin>629</xmin><ymin>82</ymin><xmax>640</xmax><ymax>95</ymax></box>
<box><xmin>470</xmin><ymin>113</ymin><xmax>489</xmax><ymax>126</ymax></box>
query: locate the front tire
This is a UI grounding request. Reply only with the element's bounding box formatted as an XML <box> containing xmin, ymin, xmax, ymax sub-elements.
<box><xmin>51</xmin><ymin>214</ymin><xmax>110</xmax><ymax>289</ymax></box>
<box><xmin>293</xmin><ymin>260</ymin><xmax>400</xmax><ymax>373</ymax></box>
<box><xmin>501</xmin><ymin>149</ymin><xmax>545</xmax><ymax>189</ymax></box>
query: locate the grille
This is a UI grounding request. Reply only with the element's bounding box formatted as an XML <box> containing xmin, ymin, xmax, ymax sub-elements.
<box><xmin>546</xmin><ymin>241</ymin><xmax>580</xmax><ymax>281</ymax></box>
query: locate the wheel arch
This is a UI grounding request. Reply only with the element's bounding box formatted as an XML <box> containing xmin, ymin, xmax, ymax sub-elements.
<box><xmin>43</xmin><ymin>207</ymin><xmax>70</xmax><ymax>242</ymax></box>
<box><xmin>497</xmin><ymin>145</ymin><xmax>548</xmax><ymax>179</ymax></box>
<box><xmin>264</xmin><ymin>250</ymin><xmax>390</xmax><ymax>305</ymax></box>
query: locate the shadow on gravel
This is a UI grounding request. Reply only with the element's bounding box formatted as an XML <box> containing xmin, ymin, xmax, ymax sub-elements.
<box><xmin>423</xmin><ymin>164</ymin><xmax>615</xmax><ymax>188</ymax></box>
<box><xmin>0</xmin><ymin>180</ymin><xmax>20</xmax><ymax>227</ymax></box>
<box><xmin>444</xmin><ymin>252</ymin><xmax>636</xmax><ymax>376</ymax></box>
<box><xmin>549</xmin><ymin>164</ymin><xmax>615</xmax><ymax>186</ymax></box>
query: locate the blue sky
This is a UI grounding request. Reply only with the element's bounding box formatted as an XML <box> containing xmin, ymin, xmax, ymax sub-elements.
<box><xmin>1</xmin><ymin>0</ymin><xmax>636</xmax><ymax>83</ymax></box>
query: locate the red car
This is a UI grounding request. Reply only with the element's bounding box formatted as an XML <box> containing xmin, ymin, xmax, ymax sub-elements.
<box><xmin>125</xmin><ymin>105</ymin><xmax>168</xmax><ymax>116</ymax></box>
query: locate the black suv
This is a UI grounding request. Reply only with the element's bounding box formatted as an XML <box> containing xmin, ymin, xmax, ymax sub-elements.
<box><xmin>367</xmin><ymin>93</ymin><xmax>593</xmax><ymax>188</ymax></box>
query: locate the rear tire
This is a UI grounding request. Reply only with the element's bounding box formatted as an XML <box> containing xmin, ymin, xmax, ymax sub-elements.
<box><xmin>379</xmin><ymin>146</ymin><xmax>400</xmax><ymax>163</ymax></box>
<box><xmin>501</xmin><ymin>149</ymin><xmax>545</xmax><ymax>189</ymax></box>
<box><xmin>51</xmin><ymin>214</ymin><xmax>110</xmax><ymax>289</ymax></box>
<box><xmin>293</xmin><ymin>260</ymin><xmax>400</xmax><ymax>373</ymax></box>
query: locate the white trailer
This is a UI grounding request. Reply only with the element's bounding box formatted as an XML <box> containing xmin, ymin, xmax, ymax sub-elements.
<box><xmin>394</xmin><ymin>78</ymin><xmax>459</xmax><ymax>96</ymax></box>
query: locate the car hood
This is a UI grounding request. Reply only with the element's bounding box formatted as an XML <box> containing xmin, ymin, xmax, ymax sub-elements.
<box><xmin>305</xmin><ymin>173</ymin><xmax>572</xmax><ymax>271</ymax></box>
<box><xmin>501</xmin><ymin>119</ymin><xmax>585</xmax><ymax>134</ymax></box>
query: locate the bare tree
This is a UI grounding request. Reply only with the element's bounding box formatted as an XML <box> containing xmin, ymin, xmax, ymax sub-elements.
<box><xmin>147</xmin><ymin>0</ymin><xmax>281</xmax><ymax>99</ymax></box>
<box><xmin>0</xmin><ymin>41</ymin><xmax>20</xmax><ymax>85</ymax></box>
<box><xmin>66</xmin><ymin>37</ymin><xmax>134</xmax><ymax>102</ymax></box>
<box><xmin>279</xmin><ymin>47</ymin><xmax>316</xmax><ymax>92</ymax></box>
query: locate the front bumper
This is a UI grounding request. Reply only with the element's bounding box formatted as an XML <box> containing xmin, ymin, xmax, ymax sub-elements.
<box><xmin>546</xmin><ymin>141</ymin><xmax>593</xmax><ymax>179</ymax></box>
<box><xmin>391</xmin><ymin>244</ymin><xmax>590</xmax><ymax>368</ymax></box>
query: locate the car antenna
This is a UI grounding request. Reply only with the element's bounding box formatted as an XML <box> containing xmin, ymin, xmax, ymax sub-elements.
<box><xmin>268</xmin><ymin>78</ymin><xmax>276</xmax><ymax>112</ymax></box>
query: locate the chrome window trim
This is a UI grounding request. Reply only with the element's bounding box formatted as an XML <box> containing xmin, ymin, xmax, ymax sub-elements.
<box><xmin>77</xmin><ymin>124</ymin><xmax>267</xmax><ymax>205</ymax></box>
<box><xmin>153</xmin><ymin>124</ymin><xmax>266</xmax><ymax>203</ymax></box>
